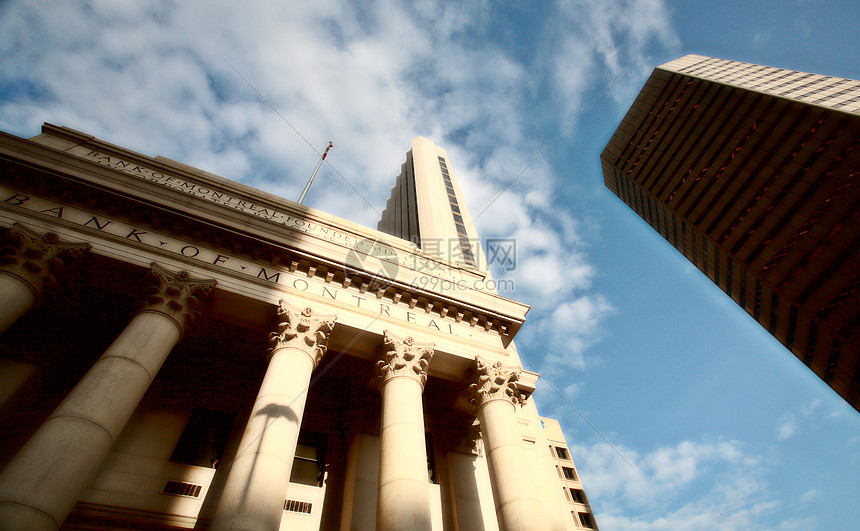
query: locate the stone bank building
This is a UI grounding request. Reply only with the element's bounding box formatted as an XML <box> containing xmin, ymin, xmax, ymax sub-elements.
<box><xmin>0</xmin><ymin>126</ymin><xmax>597</xmax><ymax>530</ymax></box>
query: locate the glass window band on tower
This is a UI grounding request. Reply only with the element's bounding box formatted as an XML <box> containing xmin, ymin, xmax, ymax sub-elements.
<box><xmin>438</xmin><ymin>156</ymin><xmax>476</xmax><ymax>266</ymax></box>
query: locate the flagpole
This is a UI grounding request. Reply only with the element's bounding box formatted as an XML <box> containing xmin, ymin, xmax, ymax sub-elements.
<box><xmin>298</xmin><ymin>142</ymin><xmax>333</xmax><ymax>204</ymax></box>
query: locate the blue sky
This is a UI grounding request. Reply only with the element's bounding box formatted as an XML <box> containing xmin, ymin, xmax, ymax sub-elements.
<box><xmin>1</xmin><ymin>1</ymin><xmax>858</xmax><ymax>529</ymax></box>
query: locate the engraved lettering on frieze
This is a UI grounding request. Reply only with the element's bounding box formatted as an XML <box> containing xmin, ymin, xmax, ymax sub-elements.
<box><xmin>268</xmin><ymin>300</ymin><xmax>337</xmax><ymax>366</ymax></box>
<box><xmin>0</xmin><ymin>185</ymin><xmax>480</xmax><ymax>338</ymax></box>
<box><xmin>139</xmin><ymin>262</ymin><xmax>216</xmax><ymax>334</ymax></box>
<box><xmin>73</xmin><ymin>148</ymin><xmax>461</xmax><ymax>282</ymax></box>
<box><xmin>467</xmin><ymin>356</ymin><xmax>527</xmax><ymax>410</ymax></box>
<box><xmin>0</xmin><ymin>223</ymin><xmax>90</xmax><ymax>297</ymax></box>
<box><xmin>376</xmin><ymin>331</ymin><xmax>435</xmax><ymax>387</ymax></box>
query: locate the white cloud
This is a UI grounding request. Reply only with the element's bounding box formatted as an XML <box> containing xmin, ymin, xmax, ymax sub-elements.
<box><xmin>551</xmin><ymin>0</ymin><xmax>681</xmax><ymax>113</ymax></box>
<box><xmin>570</xmin><ymin>437</ymin><xmax>785</xmax><ymax>530</ymax></box>
<box><xmin>799</xmin><ymin>489</ymin><xmax>820</xmax><ymax>503</ymax></box>
<box><xmin>776</xmin><ymin>418</ymin><xmax>799</xmax><ymax>441</ymax></box>
<box><xmin>775</xmin><ymin>399</ymin><xmax>823</xmax><ymax>441</ymax></box>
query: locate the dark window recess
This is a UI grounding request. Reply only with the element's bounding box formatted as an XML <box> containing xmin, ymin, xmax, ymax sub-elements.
<box><xmin>672</xmin><ymin>215</ymin><xmax>678</xmax><ymax>246</ymax></box>
<box><xmin>426</xmin><ymin>432</ymin><xmax>438</xmax><ymax>484</ymax></box>
<box><xmin>562</xmin><ymin>467</ymin><xmax>576</xmax><ymax>480</ymax></box>
<box><xmin>162</xmin><ymin>480</ymin><xmax>203</xmax><ymax>498</ymax></box>
<box><xmin>804</xmin><ymin>321</ymin><xmax>818</xmax><ymax>367</ymax></box>
<box><xmin>714</xmin><ymin>247</ymin><xmax>720</xmax><ymax>287</ymax></box>
<box><xmin>825</xmin><ymin>338</ymin><xmax>842</xmax><ymax>381</ymax></box>
<box><xmin>170</xmin><ymin>408</ymin><xmax>235</xmax><ymax>468</ymax></box>
<box><xmin>691</xmin><ymin>232</ymin><xmax>698</xmax><ymax>265</ymax></box>
<box><xmin>739</xmin><ymin>268</ymin><xmax>748</xmax><ymax>309</ymax></box>
<box><xmin>291</xmin><ymin>431</ymin><xmax>328</xmax><ymax>487</ymax></box>
<box><xmin>726</xmin><ymin>259</ymin><xmax>733</xmax><ymax>298</ymax></box>
<box><xmin>284</xmin><ymin>499</ymin><xmax>313</xmax><ymax>514</ymax></box>
<box><xmin>451</xmin><ymin>204</ymin><xmax>461</xmax><ymax>213</ymax></box>
<box><xmin>786</xmin><ymin>306</ymin><xmax>799</xmax><ymax>349</ymax></box>
<box><xmin>452</xmin><ymin>213</ymin><xmax>463</xmax><ymax>223</ymax></box>
<box><xmin>570</xmin><ymin>488</ymin><xmax>586</xmax><ymax>503</ymax></box>
<box><xmin>682</xmin><ymin>221</ymin><xmax>688</xmax><ymax>254</ymax></box>
<box><xmin>753</xmin><ymin>279</ymin><xmax>763</xmax><ymax>321</ymax></box>
<box><xmin>555</xmin><ymin>447</ymin><xmax>570</xmax><ymax>460</ymax></box>
<box><xmin>769</xmin><ymin>292</ymin><xmax>780</xmax><ymax>334</ymax></box>
<box><xmin>579</xmin><ymin>512</ymin><xmax>595</xmax><ymax>528</ymax></box>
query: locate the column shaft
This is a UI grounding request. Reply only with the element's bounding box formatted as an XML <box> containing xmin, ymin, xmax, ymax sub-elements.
<box><xmin>211</xmin><ymin>301</ymin><xmax>335</xmax><ymax>531</ymax></box>
<box><xmin>211</xmin><ymin>347</ymin><xmax>315</xmax><ymax>531</ymax></box>
<box><xmin>377</xmin><ymin>375</ymin><xmax>432</xmax><ymax>530</ymax></box>
<box><xmin>477</xmin><ymin>399</ymin><xmax>546</xmax><ymax>531</ymax></box>
<box><xmin>0</xmin><ymin>311</ymin><xmax>182</xmax><ymax>531</ymax></box>
<box><xmin>0</xmin><ymin>273</ymin><xmax>36</xmax><ymax>333</ymax></box>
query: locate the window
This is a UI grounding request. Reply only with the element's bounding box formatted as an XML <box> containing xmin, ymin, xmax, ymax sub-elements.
<box><xmin>570</xmin><ymin>488</ymin><xmax>585</xmax><ymax>503</ymax></box>
<box><xmin>555</xmin><ymin>447</ymin><xmax>570</xmax><ymax>460</ymax></box>
<box><xmin>426</xmin><ymin>432</ymin><xmax>438</xmax><ymax>484</ymax></box>
<box><xmin>562</xmin><ymin>466</ymin><xmax>576</xmax><ymax>480</ymax></box>
<box><xmin>170</xmin><ymin>408</ymin><xmax>235</xmax><ymax>468</ymax></box>
<box><xmin>290</xmin><ymin>431</ymin><xmax>328</xmax><ymax>487</ymax></box>
<box><xmin>579</xmin><ymin>512</ymin><xmax>595</xmax><ymax>528</ymax></box>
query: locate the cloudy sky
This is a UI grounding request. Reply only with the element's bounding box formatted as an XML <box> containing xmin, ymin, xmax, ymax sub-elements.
<box><xmin>2</xmin><ymin>1</ymin><xmax>859</xmax><ymax>529</ymax></box>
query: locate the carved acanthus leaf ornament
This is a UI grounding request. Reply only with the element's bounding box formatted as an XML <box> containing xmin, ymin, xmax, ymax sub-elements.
<box><xmin>376</xmin><ymin>331</ymin><xmax>435</xmax><ymax>387</ymax></box>
<box><xmin>268</xmin><ymin>300</ymin><xmax>337</xmax><ymax>365</ymax></box>
<box><xmin>467</xmin><ymin>356</ymin><xmax>527</xmax><ymax>410</ymax></box>
<box><xmin>139</xmin><ymin>263</ymin><xmax>216</xmax><ymax>333</ymax></box>
<box><xmin>0</xmin><ymin>223</ymin><xmax>90</xmax><ymax>297</ymax></box>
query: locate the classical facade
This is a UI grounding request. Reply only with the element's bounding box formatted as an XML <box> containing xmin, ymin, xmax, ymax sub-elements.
<box><xmin>601</xmin><ymin>55</ymin><xmax>860</xmax><ymax>411</ymax></box>
<box><xmin>0</xmin><ymin>125</ymin><xmax>597</xmax><ymax>529</ymax></box>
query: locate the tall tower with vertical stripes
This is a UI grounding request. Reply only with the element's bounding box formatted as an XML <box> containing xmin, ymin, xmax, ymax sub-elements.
<box><xmin>378</xmin><ymin>137</ymin><xmax>484</xmax><ymax>270</ymax></box>
<box><xmin>602</xmin><ymin>55</ymin><xmax>860</xmax><ymax>411</ymax></box>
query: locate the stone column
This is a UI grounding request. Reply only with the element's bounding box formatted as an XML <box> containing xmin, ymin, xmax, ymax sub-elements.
<box><xmin>211</xmin><ymin>301</ymin><xmax>336</xmax><ymax>531</ymax></box>
<box><xmin>375</xmin><ymin>331</ymin><xmax>434</xmax><ymax>531</ymax></box>
<box><xmin>0</xmin><ymin>223</ymin><xmax>90</xmax><ymax>333</ymax></box>
<box><xmin>0</xmin><ymin>263</ymin><xmax>215</xmax><ymax>531</ymax></box>
<box><xmin>467</xmin><ymin>357</ymin><xmax>546</xmax><ymax>531</ymax></box>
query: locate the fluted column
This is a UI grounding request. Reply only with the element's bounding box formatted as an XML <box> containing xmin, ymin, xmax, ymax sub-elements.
<box><xmin>0</xmin><ymin>263</ymin><xmax>215</xmax><ymax>531</ymax></box>
<box><xmin>211</xmin><ymin>301</ymin><xmax>336</xmax><ymax>531</ymax></box>
<box><xmin>0</xmin><ymin>223</ymin><xmax>90</xmax><ymax>333</ymax></box>
<box><xmin>467</xmin><ymin>357</ymin><xmax>546</xmax><ymax>531</ymax></box>
<box><xmin>375</xmin><ymin>331</ymin><xmax>434</xmax><ymax>531</ymax></box>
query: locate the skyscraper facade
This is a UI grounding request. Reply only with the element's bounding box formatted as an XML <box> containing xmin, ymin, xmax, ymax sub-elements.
<box><xmin>378</xmin><ymin>137</ymin><xmax>483</xmax><ymax>269</ymax></box>
<box><xmin>0</xmin><ymin>124</ymin><xmax>597</xmax><ymax>529</ymax></box>
<box><xmin>601</xmin><ymin>55</ymin><xmax>860</xmax><ymax>411</ymax></box>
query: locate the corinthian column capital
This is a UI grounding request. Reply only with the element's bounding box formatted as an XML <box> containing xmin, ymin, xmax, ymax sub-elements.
<box><xmin>376</xmin><ymin>330</ymin><xmax>434</xmax><ymax>388</ymax></box>
<box><xmin>467</xmin><ymin>356</ymin><xmax>528</xmax><ymax>411</ymax></box>
<box><xmin>268</xmin><ymin>299</ymin><xmax>337</xmax><ymax>365</ymax></box>
<box><xmin>138</xmin><ymin>263</ymin><xmax>216</xmax><ymax>334</ymax></box>
<box><xmin>0</xmin><ymin>223</ymin><xmax>90</xmax><ymax>298</ymax></box>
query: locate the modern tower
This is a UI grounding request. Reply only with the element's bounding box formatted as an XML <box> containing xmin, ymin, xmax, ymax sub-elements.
<box><xmin>601</xmin><ymin>54</ymin><xmax>860</xmax><ymax>411</ymax></box>
<box><xmin>378</xmin><ymin>137</ymin><xmax>484</xmax><ymax>269</ymax></box>
<box><xmin>0</xmin><ymin>124</ymin><xmax>598</xmax><ymax>529</ymax></box>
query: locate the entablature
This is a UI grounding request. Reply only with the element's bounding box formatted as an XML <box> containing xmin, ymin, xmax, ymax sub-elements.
<box><xmin>0</xmin><ymin>125</ymin><xmax>530</xmax><ymax>341</ymax></box>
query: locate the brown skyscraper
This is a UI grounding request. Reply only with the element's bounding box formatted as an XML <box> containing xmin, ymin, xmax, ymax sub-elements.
<box><xmin>601</xmin><ymin>55</ymin><xmax>860</xmax><ymax>412</ymax></box>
